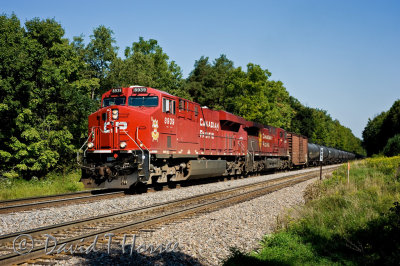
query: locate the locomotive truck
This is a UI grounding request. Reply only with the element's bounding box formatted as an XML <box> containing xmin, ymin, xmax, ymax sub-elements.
<box><xmin>79</xmin><ymin>86</ymin><xmax>354</xmax><ymax>189</ymax></box>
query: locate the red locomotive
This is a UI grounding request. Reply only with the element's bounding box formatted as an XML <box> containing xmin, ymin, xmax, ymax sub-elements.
<box><xmin>80</xmin><ymin>86</ymin><xmax>353</xmax><ymax>189</ymax></box>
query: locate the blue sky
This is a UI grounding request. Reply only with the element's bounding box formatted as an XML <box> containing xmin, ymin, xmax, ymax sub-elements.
<box><xmin>1</xmin><ymin>0</ymin><xmax>399</xmax><ymax>139</ymax></box>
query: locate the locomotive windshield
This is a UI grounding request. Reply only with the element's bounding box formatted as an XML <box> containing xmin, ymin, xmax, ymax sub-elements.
<box><xmin>103</xmin><ymin>97</ymin><xmax>126</xmax><ymax>107</ymax></box>
<box><xmin>129</xmin><ymin>96</ymin><xmax>158</xmax><ymax>107</ymax></box>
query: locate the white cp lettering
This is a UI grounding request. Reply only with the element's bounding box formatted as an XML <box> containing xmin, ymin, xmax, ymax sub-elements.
<box><xmin>103</xmin><ymin>121</ymin><xmax>127</xmax><ymax>133</ymax></box>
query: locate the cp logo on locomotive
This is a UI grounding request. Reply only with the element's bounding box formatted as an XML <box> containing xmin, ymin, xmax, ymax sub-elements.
<box><xmin>103</xmin><ymin>121</ymin><xmax>127</xmax><ymax>133</ymax></box>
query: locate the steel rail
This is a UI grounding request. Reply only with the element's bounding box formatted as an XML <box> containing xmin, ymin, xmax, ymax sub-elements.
<box><xmin>0</xmin><ymin>167</ymin><xmax>337</xmax><ymax>265</ymax></box>
<box><xmin>0</xmin><ymin>190</ymin><xmax>103</xmax><ymax>206</ymax></box>
<box><xmin>0</xmin><ymin>165</ymin><xmax>339</xmax><ymax>214</ymax></box>
<box><xmin>0</xmin><ymin>190</ymin><xmax>125</xmax><ymax>214</ymax></box>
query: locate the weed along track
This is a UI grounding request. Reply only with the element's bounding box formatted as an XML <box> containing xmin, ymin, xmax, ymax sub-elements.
<box><xmin>0</xmin><ymin>167</ymin><xmax>337</xmax><ymax>265</ymax></box>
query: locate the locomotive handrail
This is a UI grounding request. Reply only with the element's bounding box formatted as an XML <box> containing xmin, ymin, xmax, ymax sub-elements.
<box><xmin>76</xmin><ymin>127</ymin><xmax>96</xmax><ymax>165</ymax></box>
<box><xmin>121</xmin><ymin>129</ymin><xmax>143</xmax><ymax>156</ymax></box>
<box><xmin>136</xmin><ymin>127</ymin><xmax>149</xmax><ymax>151</ymax></box>
<box><xmin>250</xmin><ymin>139</ymin><xmax>255</xmax><ymax>153</ymax></box>
<box><xmin>238</xmin><ymin>140</ymin><xmax>245</xmax><ymax>154</ymax></box>
<box><xmin>136</xmin><ymin>127</ymin><xmax>150</xmax><ymax>172</ymax></box>
<box><xmin>248</xmin><ymin>140</ymin><xmax>255</xmax><ymax>166</ymax></box>
<box><xmin>121</xmin><ymin>128</ymin><xmax>150</xmax><ymax>173</ymax></box>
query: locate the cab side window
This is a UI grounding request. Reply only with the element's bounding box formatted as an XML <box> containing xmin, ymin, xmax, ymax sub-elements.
<box><xmin>162</xmin><ymin>98</ymin><xmax>170</xmax><ymax>113</ymax></box>
<box><xmin>179</xmin><ymin>99</ymin><xmax>185</xmax><ymax>110</ymax></box>
<box><xmin>162</xmin><ymin>98</ymin><xmax>176</xmax><ymax>114</ymax></box>
<box><xmin>171</xmin><ymin>100</ymin><xmax>176</xmax><ymax>114</ymax></box>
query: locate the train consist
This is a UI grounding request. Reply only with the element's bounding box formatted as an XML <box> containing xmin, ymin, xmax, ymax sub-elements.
<box><xmin>80</xmin><ymin>86</ymin><xmax>355</xmax><ymax>189</ymax></box>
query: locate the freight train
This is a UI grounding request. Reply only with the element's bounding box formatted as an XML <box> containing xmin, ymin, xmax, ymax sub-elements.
<box><xmin>79</xmin><ymin>86</ymin><xmax>355</xmax><ymax>189</ymax></box>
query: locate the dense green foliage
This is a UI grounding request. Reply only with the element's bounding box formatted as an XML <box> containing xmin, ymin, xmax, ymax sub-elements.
<box><xmin>106</xmin><ymin>37</ymin><xmax>187</xmax><ymax>99</ymax></box>
<box><xmin>363</xmin><ymin>100</ymin><xmax>400</xmax><ymax>156</ymax></box>
<box><xmin>290</xmin><ymin>98</ymin><xmax>364</xmax><ymax>154</ymax></box>
<box><xmin>224</xmin><ymin>157</ymin><xmax>400</xmax><ymax>265</ymax></box>
<box><xmin>228</xmin><ymin>65</ymin><xmax>293</xmax><ymax>129</ymax></box>
<box><xmin>185</xmin><ymin>56</ymin><xmax>294</xmax><ymax>129</ymax></box>
<box><xmin>383</xmin><ymin>134</ymin><xmax>400</xmax><ymax>157</ymax></box>
<box><xmin>0</xmin><ymin>15</ymin><xmax>98</xmax><ymax>179</ymax></box>
<box><xmin>0</xmin><ymin>13</ymin><xmax>363</xmax><ymax>180</ymax></box>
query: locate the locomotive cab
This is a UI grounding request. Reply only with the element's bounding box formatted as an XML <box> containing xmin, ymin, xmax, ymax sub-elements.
<box><xmin>80</xmin><ymin>86</ymin><xmax>166</xmax><ymax>189</ymax></box>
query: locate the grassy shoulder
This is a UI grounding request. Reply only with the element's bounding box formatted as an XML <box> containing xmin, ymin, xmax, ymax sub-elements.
<box><xmin>223</xmin><ymin>157</ymin><xmax>400</xmax><ymax>265</ymax></box>
<box><xmin>0</xmin><ymin>168</ymin><xmax>85</xmax><ymax>200</ymax></box>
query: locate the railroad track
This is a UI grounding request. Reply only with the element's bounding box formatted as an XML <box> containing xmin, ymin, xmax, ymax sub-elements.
<box><xmin>0</xmin><ymin>167</ymin><xmax>337</xmax><ymax>265</ymax></box>
<box><xmin>0</xmin><ymin>165</ymin><xmax>336</xmax><ymax>214</ymax></box>
<box><xmin>0</xmin><ymin>190</ymin><xmax>126</xmax><ymax>214</ymax></box>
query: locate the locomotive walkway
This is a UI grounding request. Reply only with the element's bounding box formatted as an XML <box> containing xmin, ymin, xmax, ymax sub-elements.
<box><xmin>0</xmin><ymin>167</ymin><xmax>338</xmax><ymax>265</ymax></box>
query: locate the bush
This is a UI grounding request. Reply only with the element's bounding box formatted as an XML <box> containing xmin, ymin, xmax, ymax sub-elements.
<box><xmin>383</xmin><ymin>134</ymin><xmax>400</xmax><ymax>157</ymax></box>
<box><xmin>349</xmin><ymin>201</ymin><xmax>400</xmax><ymax>265</ymax></box>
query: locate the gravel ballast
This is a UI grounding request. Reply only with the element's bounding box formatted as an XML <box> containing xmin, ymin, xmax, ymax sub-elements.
<box><xmin>0</xmin><ymin>166</ymin><xmax>337</xmax><ymax>265</ymax></box>
<box><xmin>54</xmin><ymin>176</ymin><xmax>319</xmax><ymax>265</ymax></box>
<box><xmin>0</xmin><ymin>166</ymin><xmax>336</xmax><ymax>235</ymax></box>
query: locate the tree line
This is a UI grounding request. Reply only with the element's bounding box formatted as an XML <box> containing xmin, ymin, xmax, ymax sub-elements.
<box><xmin>0</xmin><ymin>14</ymin><xmax>364</xmax><ymax>179</ymax></box>
<box><xmin>362</xmin><ymin>100</ymin><xmax>400</xmax><ymax>157</ymax></box>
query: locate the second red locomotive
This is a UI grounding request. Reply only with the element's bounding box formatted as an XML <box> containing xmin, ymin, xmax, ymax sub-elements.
<box><xmin>80</xmin><ymin>86</ymin><xmax>353</xmax><ymax>189</ymax></box>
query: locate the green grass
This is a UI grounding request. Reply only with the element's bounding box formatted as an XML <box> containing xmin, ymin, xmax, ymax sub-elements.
<box><xmin>224</xmin><ymin>156</ymin><xmax>400</xmax><ymax>265</ymax></box>
<box><xmin>0</xmin><ymin>169</ymin><xmax>85</xmax><ymax>200</ymax></box>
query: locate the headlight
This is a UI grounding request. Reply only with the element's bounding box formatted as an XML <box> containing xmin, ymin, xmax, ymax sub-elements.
<box><xmin>112</xmin><ymin>109</ymin><xmax>118</xmax><ymax>120</ymax></box>
<box><xmin>120</xmin><ymin>141</ymin><xmax>127</xmax><ymax>148</ymax></box>
<box><xmin>87</xmin><ymin>142</ymin><xmax>94</xmax><ymax>149</ymax></box>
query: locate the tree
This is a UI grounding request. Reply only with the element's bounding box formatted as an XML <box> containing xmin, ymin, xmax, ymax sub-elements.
<box><xmin>222</xmin><ymin>63</ymin><xmax>293</xmax><ymax>129</ymax></box>
<box><xmin>381</xmin><ymin>100</ymin><xmax>400</xmax><ymax>144</ymax></box>
<box><xmin>86</xmin><ymin>25</ymin><xmax>118</xmax><ymax>99</ymax></box>
<box><xmin>0</xmin><ymin>15</ymin><xmax>98</xmax><ymax>179</ymax></box>
<box><xmin>185</xmin><ymin>55</ymin><xmax>234</xmax><ymax>109</ymax></box>
<box><xmin>0</xmin><ymin>14</ymin><xmax>32</xmax><ymax>175</ymax></box>
<box><xmin>185</xmin><ymin>56</ymin><xmax>294</xmax><ymax>129</ymax></box>
<box><xmin>383</xmin><ymin>134</ymin><xmax>400</xmax><ymax>157</ymax></box>
<box><xmin>363</xmin><ymin>100</ymin><xmax>400</xmax><ymax>156</ymax></box>
<box><xmin>107</xmin><ymin>37</ymin><xmax>186</xmax><ymax>98</ymax></box>
<box><xmin>362</xmin><ymin>112</ymin><xmax>387</xmax><ymax>156</ymax></box>
<box><xmin>289</xmin><ymin>95</ymin><xmax>364</xmax><ymax>154</ymax></box>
